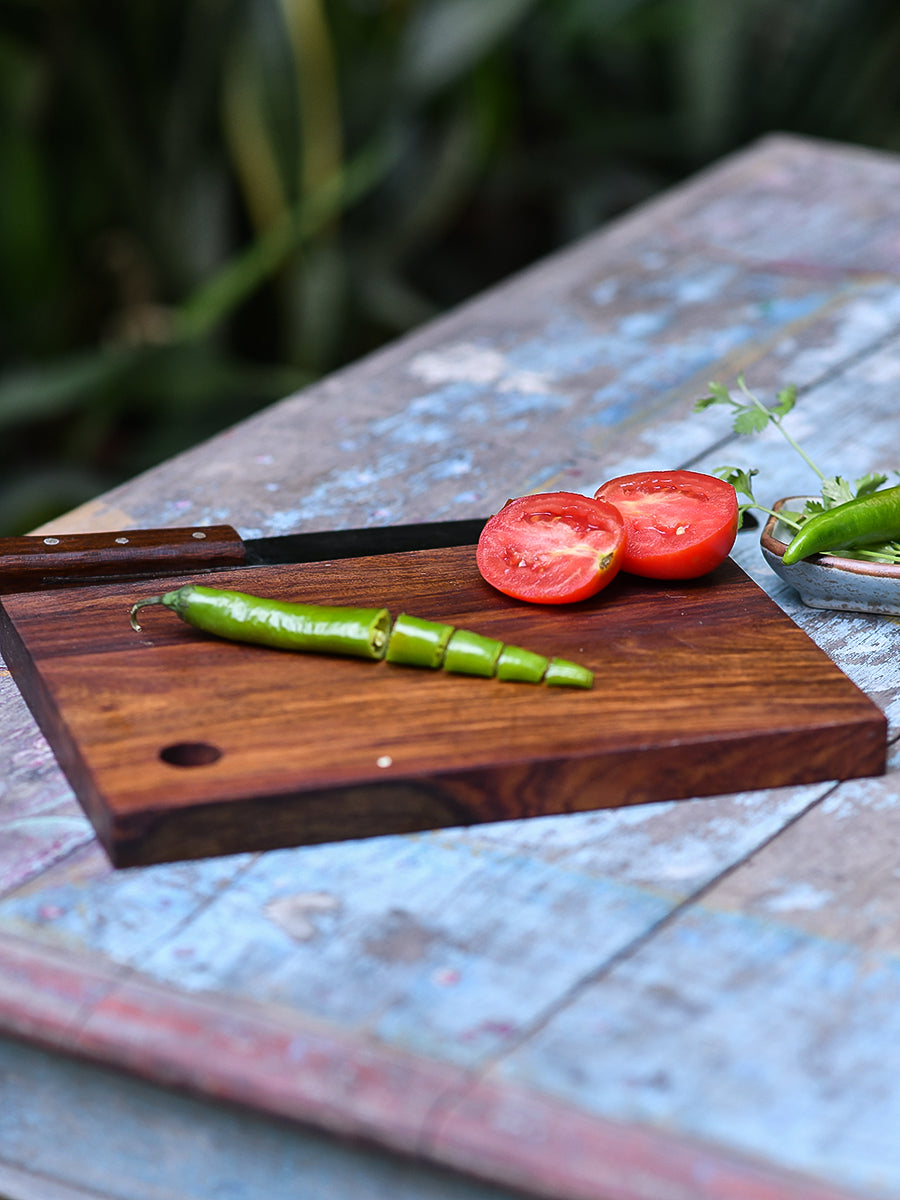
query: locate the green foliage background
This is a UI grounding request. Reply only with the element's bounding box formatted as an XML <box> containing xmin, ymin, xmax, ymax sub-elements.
<box><xmin>2</xmin><ymin>0</ymin><xmax>900</xmax><ymax>533</ymax></box>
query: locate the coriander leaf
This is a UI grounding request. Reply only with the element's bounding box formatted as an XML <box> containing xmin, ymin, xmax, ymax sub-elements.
<box><xmin>708</xmin><ymin>381</ymin><xmax>732</xmax><ymax>404</ymax></box>
<box><xmin>733</xmin><ymin>408</ymin><xmax>770</xmax><ymax>435</ymax></box>
<box><xmin>839</xmin><ymin>540</ymin><xmax>900</xmax><ymax>564</ymax></box>
<box><xmin>853</xmin><ymin>472</ymin><xmax>888</xmax><ymax>497</ymax></box>
<box><xmin>800</xmin><ymin>499</ymin><xmax>826</xmax><ymax>518</ymax></box>
<box><xmin>778</xmin><ymin>508</ymin><xmax>806</xmax><ymax>526</ymax></box>
<box><xmin>714</xmin><ymin>465</ymin><xmax>757</xmax><ymax>500</ymax></box>
<box><xmin>737</xmin><ymin>509</ymin><xmax>755</xmax><ymax>530</ymax></box>
<box><xmin>821</xmin><ymin>476</ymin><xmax>854</xmax><ymax>506</ymax></box>
<box><xmin>694</xmin><ymin>381</ymin><xmax>732</xmax><ymax>411</ymax></box>
<box><xmin>773</xmin><ymin>385</ymin><xmax>797</xmax><ymax>417</ymax></box>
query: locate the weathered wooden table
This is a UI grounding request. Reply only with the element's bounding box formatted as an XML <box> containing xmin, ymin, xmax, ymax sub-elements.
<box><xmin>3</xmin><ymin>133</ymin><xmax>900</xmax><ymax>1200</ymax></box>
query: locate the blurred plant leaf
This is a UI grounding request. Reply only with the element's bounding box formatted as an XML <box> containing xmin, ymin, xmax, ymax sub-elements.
<box><xmin>279</xmin><ymin>0</ymin><xmax>342</xmax><ymax>196</ymax></box>
<box><xmin>0</xmin><ymin>465</ymin><xmax>110</xmax><ymax>536</ymax></box>
<box><xmin>222</xmin><ymin>0</ymin><xmax>295</xmax><ymax>230</ymax></box>
<box><xmin>172</xmin><ymin>137</ymin><xmax>393</xmax><ymax>343</ymax></box>
<box><xmin>0</xmin><ymin>349</ymin><xmax>135</xmax><ymax>428</ymax></box>
<box><xmin>400</xmin><ymin>0</ymin><xmax>540</xmax><ymax>96</ymax></box>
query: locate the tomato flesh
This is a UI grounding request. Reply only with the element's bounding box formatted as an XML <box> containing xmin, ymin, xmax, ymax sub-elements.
<box><xmin>594</xmin><ymin>469</ymin><xmax>737</xmax><ymax>579</ymax></box>
<box><xmin>476</xmin><ymin>492</ymin><xmax>626</xmax><ymax>604</ymax></box>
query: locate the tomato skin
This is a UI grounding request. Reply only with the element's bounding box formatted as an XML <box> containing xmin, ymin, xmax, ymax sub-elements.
<box><xmin>476</xmin><ymin>491</ymin><xmax>626</xmax><ymax>604</ymax></box>
<box><xmin>594</xmin><ymin>470</ymin><xmax>738</xmax><ymax>580</ymax></box>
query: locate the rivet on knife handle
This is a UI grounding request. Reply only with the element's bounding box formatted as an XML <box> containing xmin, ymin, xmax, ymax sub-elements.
<box><xmin>0</xmin><ymin>526</ymin><xmax>248</xmax><ymax>593</ymax></box>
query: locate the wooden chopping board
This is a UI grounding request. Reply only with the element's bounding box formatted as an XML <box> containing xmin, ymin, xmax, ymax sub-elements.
<box><xmin>0</xmin><ymin>547</ymin><xmax>886</xmax><ymax>867</ymax></box>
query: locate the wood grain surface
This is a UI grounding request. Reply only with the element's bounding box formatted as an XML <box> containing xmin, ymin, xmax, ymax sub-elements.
<box><xmin>0</xmin><ymin>547</ymin><xmax>885</xmax><ymax>866</ymax></box>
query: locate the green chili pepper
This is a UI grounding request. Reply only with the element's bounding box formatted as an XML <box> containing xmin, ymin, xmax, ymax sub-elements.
<box><xmin>130</xmin><ymin>585</ymin><xmax>593</xmax><ymax>688</ymax></box>
<box><xmin>130</xmin><ymin>586</ymin><xmax>391</xmax><ymax>659</ymax></box>
<box><xmin>495</xmin><ymin>646</ymin><xmax>593</xmax><ymax>689</ymax></box>
<box><xmin>781</xmin><ymin>485</ymin><xmax>900</xmax><ymax>564</ymax></box>
<box><xmin>496</xmin><ymin>644</ymin><xmax>549</xmax><ymax>683</ymax></box>
<box><xmin>443</xmin><ymin>629</ymin><xmax>503</xmax><ymax>677</ymax></box>
<box><xmin>385</xmin><ymin>613</ymin><xmax>454</xmax><ymax>668</ymax></box>
<box><xmin>544</xmin><ymin>658</ymin><xmax>594</xmax><ymax>689</ymax></box>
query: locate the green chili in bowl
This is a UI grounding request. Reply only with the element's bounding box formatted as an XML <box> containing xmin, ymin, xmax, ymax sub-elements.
<box><xmin>782</xmin><ymin>486</ymin><xmax>900</xmax><ymax>564</ymax></box>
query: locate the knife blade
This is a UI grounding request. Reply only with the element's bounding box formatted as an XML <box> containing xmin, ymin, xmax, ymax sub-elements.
<box><xmin>0</xmin><ymin>516</ymin><xmax>489</xmax><ymax>594</ymax></box>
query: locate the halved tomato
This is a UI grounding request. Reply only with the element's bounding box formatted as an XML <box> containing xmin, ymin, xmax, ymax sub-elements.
<box><xmin>476</xmin><ymin>491</ymin><xmax>626</xmax><ymax>604</ymax></box>
<box><xmin>594</xmin><ymin>469</ymin><xmax>737</xmax><ymax>580</ymax></box>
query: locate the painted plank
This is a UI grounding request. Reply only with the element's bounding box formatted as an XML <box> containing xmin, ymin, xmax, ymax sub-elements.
<box><xmin>0</xmin><ymin>781</ymin><xmax>828</xmax><ymax>1083</ymax></box>
<box><xmin>0</xmin><ymin>1160</ymin><xmax>109</xmax><ymax>1200</ymax></box>
<box><xmin>426</xmin><ymin>1075</ymin><xmax>866</xmax><ymax>1200</ymax></box>
<box><xmin>43</xmin><ymin>265</ymin><xmax>900</xmax><ymax>547</ymax></box>
<box><xmin>5</xmin><ymin>775</ymin><xmax>892</xmax><ymax>1200</ymax></box>
<box><xmin>660</xmin><ymin>134</ymin><xmax>900</xmax><ymax>276</ymax></box>
<box><xmin>0</xmin><ymin>664</ymin><xmax>94</xmax><ymax>894</ymax></box>
<box><xmin>467</xmin><ymin>768</ymin><xmax>900</xmax><ymax>1200</ymax></box>
<box><xmin>0</xmin><ymin>779</ymin><xmax>865</xmax><ymax>1200</ymax></box>
<box><xmin>0</xmin><ymin>1034</ymin><xmax>524</xmax><ymax>1200</ymax></box>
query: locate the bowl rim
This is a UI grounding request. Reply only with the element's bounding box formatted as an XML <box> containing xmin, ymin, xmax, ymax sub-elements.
<box><xmin>760</xmin><ymin>496</ymin><xmax>900</xmax><ymax>579</ymax></box>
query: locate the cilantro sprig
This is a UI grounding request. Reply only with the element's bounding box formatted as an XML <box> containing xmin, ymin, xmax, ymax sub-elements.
<box><xmin>695</xmin><ymin>376</ymin><xmax>900</xmax><ymax>563</ymax></box>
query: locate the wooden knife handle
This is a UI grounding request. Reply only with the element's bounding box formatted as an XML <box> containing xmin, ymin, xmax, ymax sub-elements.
<box><xmin>0</xmin><ymin>525</ymin><xmax>248</xmax><ymax>593</ymax></box>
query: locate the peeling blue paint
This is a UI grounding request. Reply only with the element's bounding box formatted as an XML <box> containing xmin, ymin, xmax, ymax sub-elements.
<box><xmin>216</xmin><ymin>264</ymin><xmax>900</xmax><ymax>540</ymax></box>
<box><xmin>616</xmin><ymin>310</ymin><xmax>670</xmax><ymax>340</ymax></box>
<box><xmin>496</xmin><ymin>903</ymin><xmax>900</xmax><ymax>1198</ymax></box>
<box><xmin>505</xmin><ymin>313</ymin><xmax>617</xmax><ymax>377</ymax></box>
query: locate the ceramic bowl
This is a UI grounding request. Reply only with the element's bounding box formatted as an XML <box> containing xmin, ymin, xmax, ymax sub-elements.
<box><xmin>760</xmin><ymin>497</ymin><xmax>900</xmax><ymax>616</ymax></box>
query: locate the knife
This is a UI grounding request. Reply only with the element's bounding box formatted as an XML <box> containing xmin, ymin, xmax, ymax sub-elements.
<box><xmin>0</xmin><ymin>517</ymin><xmax>489</xmax><ymax>594</ymax></box>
